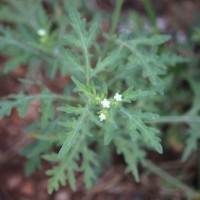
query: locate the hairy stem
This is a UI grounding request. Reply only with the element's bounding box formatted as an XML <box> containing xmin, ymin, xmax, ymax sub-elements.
<box><xmin>143</xmin><ymin>0</ymin><xmax>158</xmax><ymax>33</ymax></box>
<box><xmin>146</xmin><ymin>160</ymin><xmax>198</xmax><ymax>199</ymax></box>
<box><xmin>104</xmin><ymin>0</ymin><xmax>123</xmax><ymax>57</ymax></box>
<box><xmin>152</xmin><ymin>115</ymin><xmax>200</xmax><ymax>124</ymax></box>
<box><xmin>5</xmin><ymin>93</ymin><xmax>78</xmax><ymax>102</ymax></box>
<box><xmin>110</xmin><ymin>0</ymin><xmax>123</xmax><ymax>36</ymax></box>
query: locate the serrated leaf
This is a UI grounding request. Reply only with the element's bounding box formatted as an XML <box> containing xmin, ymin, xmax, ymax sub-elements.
<box><xmin>0</xmin><ymin>95</ymin><xmax>31</xmax><ymax>119</ymax></box>
<box><xmin>4</xmin><ymin>54</ymin><xmax>29</xmax><ymax>73</ymax></box>
<box><xmin>102</xmin><ymin>82</ymin><xmax>108</xmax><ymax>97</ymax></box>
<box><xmin>115</xmin><ymin>136</ymin><xmax>145</xmax><ymax>182</ymax></box>
<box><xmin>81</xmin><ymin>146</ymin><xmax>99</xmax><ymax>189</ymax></box>
<box><xmin>71</xmin><ymin>76</ymin><xmax>93</xmax><ymax>97</ymax></box>
<box><xmin>117</xmin><ymin>37</ymin><xmax>171</xmax><ymax>94</ymax></box>
<box><xmin>123</xmin><ymin>87</ymin><xmax>155</xmax><ymax>103</ymax></box>
<box><xmin>63</xmin><ymin>49</ymin><xmax>83</xmax><ymax>72</ymax></box>
<box><xmin>42</xmin><ymin>154</ymin><xmax>59</xmax><ymax>162</ymax></box>
<box><xmin>121</xmin><ymin>108</ymin><xmax>162</xmax><ymax>154</ymax></box>
<box><xmin>67</xmin><ymin>168</ymin><xmax>77</xmax><ymax>191</ymax></box>
<box><xmin>25</xmin><ymin>157</ymin><xmax>41</xmax><ymax>177</ymax></box>
<box><xmin>47</xmin><ymin>151</ymin><xmax>79</xmax><ymax>193</ymax></box>
<box><xmin>182</xmin><ymin>124</ymin><xmax>200</xmax><ymax>161</ymax></box>
<box><xmin>18</xmin><ymin>101</ymin><xmax>30</xmax><ymax>117</ymax></box>
<box><xmin>91</xmin><ymin>50</ymin><xmax>121</xmax><ymax>77</ymax></box>
<box><xmin>48</xmin><ymin>60</ymin><xmax>59</xmax><ymax>79</ymax></box>
<box><xmin>104</xmin><ymin>124</ymin><xmax>115</xmax><ymax>145</ymax></box>
<box><xmin>57</xmin><ymin>120</ymin><xmax>75</xmax><ymax>128</ymax></box>
<box><xmin>63</xmin><ymin>35</ymin><xmax>82</xmax><ymax>48</ymax></box>
<box><xmin>88</xmin><ymin>112</ymin><xmax>104</xmax><ymax>127</ymax></box>
<box><xmin>0</xmin><ymin>101</ymin><xmax>13</xmax><ymax>119</ymax></box>
<box><xmin>132</xmin><ymin>34</ymin><xmax>171</xmax><ymax>46</ymax></box>
<box><xmin>46</xmin><ymin>166</ymin><xmax>67</xmax><ymax>194</ymax></box>
<box><xmin>87</xmin><ymin>22</ymin><xmax>98</xmax><ymax>47</ymax></box>
<box><xmin>58</xmin><ymin>107</ymin><xmax>88</xmax><ymax>158</ymax></box>
<box><xmin>90</xmin><ymin>81</ymin><xmax>97</xmax><ymax>96</ymax></box>
<box><xmin>160</xmin><ymin>52</ymin><xmax>189</xmax><ymax>66</ymax></box>
<box><xmin>57</xmin><ymin>105</ymin><xmax>84</xmax><ymax>114</ymax></box>
<box><xmin>40</xmin><ymin>100</ymin><xmax>54</xmax><ymax>128</ymax></box>
<box><xmin>128</xmin><ymin>122</ymin><xmax>139</xmax><ymax>142</ymax></box>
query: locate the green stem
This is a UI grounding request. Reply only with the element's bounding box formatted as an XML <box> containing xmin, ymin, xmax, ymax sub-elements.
<box><xmin>104</xmin><ymin>0</ymin><xmax>123</xmax><ymax>57</ymax></box>
<box><xmin>76</xmin><ymin>24</ymin><xmax>91</xmax><ymax>86</ymax></box>
<box><xmin>143</xmin><ymin>0</ymin><xmax>158</xmax><ymax>33</ymax></box>
<box><xmin>5</xmin><ymin>38</ymin><xmax>52</xmax><ymax>61</ymax></box>
<box><xmin>84</xmin><ymin>46</ymin><xmax>91</xmax><ymax>86</ymax></box>
<box><xmin>110</xmin><ymin>0</ymin><xmax>123</xmax><ymax>36</ymax></box>
<box><xmin>198</xmin><ymin>144</ymin><xmax>200</xmax><ymax>190</ymax></box>
<box><xmin>146</xmin><ymin>160</ymin><xmax>197</xmax><ymax>199</ymax></box>
<box><xmin>6</xmin><ymin>93</ymin><xmax>78</xmax><ymax>102</ymax></box>
<box><xmin>152</xmin><ymin>115</ymin><xmax>200</xmax><ymax>124</ymax></box>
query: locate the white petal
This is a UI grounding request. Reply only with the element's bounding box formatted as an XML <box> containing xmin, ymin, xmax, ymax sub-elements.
<box><xmin>114</xmin><ymin>93</ymin><xmax>122</xmax><ymax>101</ymax></box>
<box><xmin>101</xmin><ymin>99</ymin><xmax>110</xmax><ymax>108</ymax></box>
<box><xmin>37</xmin><ymin>29</ymin><xmax>46</xmax><ymax>36</ymax></box>
<box><xmin>99</xmin><ymin>113</ymin><xmax>106</xmax><ymax>121</ymax></box>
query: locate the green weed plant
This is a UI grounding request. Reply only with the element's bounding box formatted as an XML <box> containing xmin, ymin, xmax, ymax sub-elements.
<box><xmin>0</xmin><ymin>0</ymin><xmax>199</xmax><ymax>197</ymax></box>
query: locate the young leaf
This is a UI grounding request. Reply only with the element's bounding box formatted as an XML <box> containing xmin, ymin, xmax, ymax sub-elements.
<box><xmin>91</xmin><ymin>50</ymin><xmax>122</xmax><ymax>77</ymax></box>
<box><xmin>57</xmin><ymin>105</ymin><xmax>84</xmax><ymax>115</ymax></box>
<box><xmin>71</xmin><ymin>76</ymin><xmax>93</xmax><ymax>97</ymax></box>
<box><xmin>123</xmin><ymin>86</ymin><xmax>155</xmax><ymax>103</ymax></box>
<box><xmin>131</xmin><ymin>35</ymin><xmax>171</xmax><ymax>46</ymax></box>
<box><xmin>104</xmin><ymin>123</ymin><xmax>116</xmax><ymax>145</ymax></box>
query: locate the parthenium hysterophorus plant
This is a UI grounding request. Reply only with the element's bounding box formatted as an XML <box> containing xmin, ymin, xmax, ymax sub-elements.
<box><xmin>0</xmin><ymin>0</ymin><xmax>188</xmax><ymax>194</ymax></box>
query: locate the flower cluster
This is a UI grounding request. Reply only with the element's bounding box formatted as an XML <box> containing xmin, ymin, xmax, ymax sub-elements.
<box><xmin>98</xmin><ymin>93</ymin><xmax>122</xmax><ymax>121</ymax></box>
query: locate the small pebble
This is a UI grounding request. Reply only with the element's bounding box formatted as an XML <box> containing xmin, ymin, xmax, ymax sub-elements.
<box><xmin>20</xmin><ymin>180</ymin><xmax>35</xmax><ymax>196</ymax></box>
<box><xmin>6</xmin><ymin>175</ymin><xmax>22</xmax><ymax>190</ymax></box>
<box><xmin>54</xmin><ymin>190</ymin><xmax>70</xmax><ymax>200</ymax></box>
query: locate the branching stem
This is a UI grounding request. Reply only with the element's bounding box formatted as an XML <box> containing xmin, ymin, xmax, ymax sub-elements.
<box><xmin>146</xmin><ymin>160</ymin><xmax>198</xmax><ymax>199</ymax></box>
<box><xmin>152</xmin><ymin>115</ymin><xmax>200</xmax><ymax>124</ymax></box>
<box><xmin>110</xmin><ymin>0</ymin><xmax>123</xmax><ymax>36</ymax></box>
<box><xmin>143</xmin><ymin>0</ymin><xmax>158</xmax><ymax>33</ymax></box>
<box><xmin>104</xmin><ymin>0</ymin><xmax>123</xmax><ymax>57</ymax></box>
<box><xmin>5</xmin><ymin>93</ymin><xmax>78</xmax><ymax>102</ymax></box>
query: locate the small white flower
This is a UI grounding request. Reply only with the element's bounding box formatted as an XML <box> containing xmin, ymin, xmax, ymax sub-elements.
<box><xmin>114</xmin><ymin>93</ymin><xmax>122</xmax><ymax>102</ymax></box>
<box><xmin>101</xmin><ymin>99</ymin><xmax>110</xmax><ymax>108</ymax></box>
<box><xmin>99</xmin><ymin>113</ymin><xmax>106</xmax><ymax>121</ymax></box>
<box><xmin>37</xmin><ymin>29</ymin><xmax>46</xmax><ymax>36</ymax></box>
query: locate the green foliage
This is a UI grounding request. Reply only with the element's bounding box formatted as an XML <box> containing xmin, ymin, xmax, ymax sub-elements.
<box><xmin>57</xmin><ymin>106</ymin><xmax>89</xmax><ymax>158</ymax></box>
<box><xmin>115</xmin><ymin>136</ymin><xmax>146</xmax><ymax>182</ymax></box>
<box><xmin>0</xmin><ymin>0</ymin><xmax>198</xmax><ymax>196</ymax></box>
<box><xmin>121</xmin><ymin>108</ymin><xmax>162</xmax><ymax>154</ymax></box>
<box><xmin>46</xmin><ymin>152</ymin><xmax>79</xmax><ymax>193</ymax></box>
<box><xmin>116</xmin><ymin>35</ymin><xmax>171</xmax><ymax>94</ymax></box>
<box><xmin>182</xmin><ymin>124</ymin><xmax>200</xmax><ymax>161</ymax></box>
<box><xmin>0</xmin><ymin>94</ymin><xmax>30</xmax><ymax>119</ymax></box>
<box><xmin>80</xmin><ymin>145</ymin><xmax>99</xmax><ymax>189</ymax></box>
<box><xmin>0</xmin><ymin>0</ymin><xmax>69</xmax><ymax>77</ymax></box>
<box><xmin>181</xmin><ymin>78</ymin><xmax>200</xmax><ymax>161</ymax></box>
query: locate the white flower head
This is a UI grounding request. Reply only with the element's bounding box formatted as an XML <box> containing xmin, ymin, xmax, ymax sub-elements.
<box><xmin>114</xmin><ymin>93</ymin><xmax>122</xmax><ymax>102</ymax></box>
<box><xmin>99</xmin><ymin>113</ymin><xmax>106</xmax><ymax>121</ymax></box>
<box><xmin>101</xmin><ymin>99</ymin><xmax>110</xmax><ymax>108</ymax></box>
<box><xmin>37</xmin><ymin>29</ymin><xmax>46</xmax><ymax>36</ymax></box>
